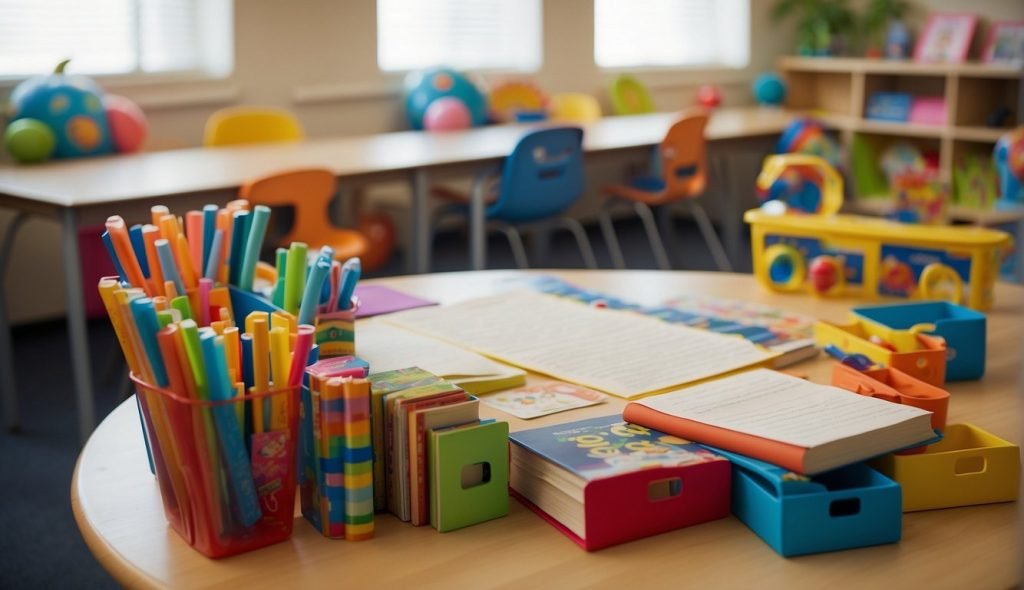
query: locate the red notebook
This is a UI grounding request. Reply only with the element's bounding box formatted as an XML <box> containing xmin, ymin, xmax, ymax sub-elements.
<box><xmin>509</xmin><ymin>415</ymin><xmax>730</xmax><ymax>551</ymax></box>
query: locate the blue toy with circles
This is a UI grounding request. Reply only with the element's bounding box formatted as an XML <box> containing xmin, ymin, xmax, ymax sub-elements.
<box><xmin>403</xmin><ymin>67</ymin><xmax>488</xmax><ymax>131</ymax></box>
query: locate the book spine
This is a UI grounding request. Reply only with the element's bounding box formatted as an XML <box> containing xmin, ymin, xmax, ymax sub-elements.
<box><xmin>342</xmin><ymin>379</ymin><xmax>374</xmax><ymax>541</ymax></box>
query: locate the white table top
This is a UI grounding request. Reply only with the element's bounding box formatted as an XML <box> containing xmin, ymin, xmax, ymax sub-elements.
<box><xmin>0</xmin><ymin>107</ymin><xmax>796</xmax><ymax>210</ymax></box>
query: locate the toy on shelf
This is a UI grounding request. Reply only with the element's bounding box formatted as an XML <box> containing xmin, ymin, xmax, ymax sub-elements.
<box><xmin>403</xmin><ymin>67</ymin><xmax>487</xmax><ymax>131</ymax></box>
<box><xmin>752</xmin><ymin>73</ymin><xmax>787</xmax><ymax>106</ymax></box>
<box><xmin>696</xmin><ymin>84</ymin><xmax>722</xmax><ymax>109</ymax></box>
<box><xmin>776</xmin><ymin>118</ymin><xmax>842</xmax><ymax>169</ymax></box>
<box><xmin>756</xmin><ymin>154</ymin><xmax>843</xmax><ymax>216</ymax></box>
<box><xmin>880</xmin><ymin>142</ymin><xmax>927</xmax><ymax>182</ymax></box>
<box><xmin>3</xmin><ymin>59</ymin><xmax>148</xmax><ymax>163</ymax></box>
<box><xmin>887</xmin><ymin>171</ymin><xmax>949</xmax><ymax>225</ymax></box>
<box><xmin>747</xmin><ymin>157</ymin><xmax>1011</xmax><ymax>310</ymax></box>
<box><xmin>994</xmin><ymin>127</ymin><xmax>1024</xmax><ymax>209</ymax></box>
<box><xmin>488</xmin><ymin>80</ymin><xmax>548</xmax><ymax>122</ymax></box>
<box><xmin>815</xmin><ymin>318</ymin><xmax>947</xmax><ymax>386</ymax></box>
<box><xmin>953</xmin><ymin>155</ymin><xmax>998</xmax><ymax>209</ymax></box>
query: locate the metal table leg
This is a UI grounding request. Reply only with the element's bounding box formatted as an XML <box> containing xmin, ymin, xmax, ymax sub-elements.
<box><xmin>718</xmin><ymin>154</ymin><xmax>743</xmax><ymax>270</ymax></box>
<box><xmin>409</xmin><ymin>169</ymin><xmax>432</xmax><ymax>274</ymax></box>
<box><xmin>61</xmin><ymin>208</ymin><xmax>96</xmax><ymax>443</ymax></box>
<box><xmin>0</xmin><ymin>212</ymin><xmax>28</xmax><ymax>432</ymax></box>
<box><xmin>469</xmin><ymin>172</ymin><xmax>488</xmax><ymax>271</ymax></box>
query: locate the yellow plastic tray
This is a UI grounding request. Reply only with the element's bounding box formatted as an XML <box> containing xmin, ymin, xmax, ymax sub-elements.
<box><xmin>871</xmin><ymin>423</ymin><xmax>1020</xmax><ymax>512</ymax></box>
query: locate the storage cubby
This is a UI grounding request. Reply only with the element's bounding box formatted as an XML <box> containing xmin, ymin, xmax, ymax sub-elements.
<box><xmin>862</xmin><ymin>74</ymin><xmax>947</xmax><ymax>124</ymax></box>
<box><xmin>783</xmin><ymin>70</ymin><xmax>853</xmax><ymax>117</ymax></box>
<box><xmin>954</xmin><ymin>75</ymin><xmax>1020</xmax><ymax>130</ymax></box>
<box><xmin>850</xmin><ymin>132</ymin><xmax>942</xmax><ymax>199</ymax></box>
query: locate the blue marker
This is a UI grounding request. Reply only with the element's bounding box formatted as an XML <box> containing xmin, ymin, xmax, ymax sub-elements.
<box><xmin>128</xmin><ymin>224</ymin><xmax>150</xmax><ymax>278</ymax></box>
<box><xmin>298</xmin><ymin>257</ymin><xmax>332</xmax><ymax>325</ymax></box>
<box><xmin>201</xmin><ymin>204</ymin><xmax>218</xmax><ymax>273</ymax></box>
<box><xmin>337</xmin><ymin>258</ymin><xmax>361</xmax><ymax>311</ymax></box>
<box><xmin>204</xmin><ymin>229</ymin><xmax>224</xmax><ymax>280</ymax></box>
<box><xmin>228</xmin><ymin>210</ymin><xmax>250</xmax><ymax>286</ymax></box>
<box><xmin>101</xmin><ymin>231</ymin><xmax>128</xmax><ymax>283</ymax></box>
<box><xmin>154</xmin><ymin>238</ymin><xmax>185</xmax><ymax>295</ymax></box>
<box><xmin>129</xmin><ymin>298</ymin><xmax>168</xmax><ymax>387</ymax></box>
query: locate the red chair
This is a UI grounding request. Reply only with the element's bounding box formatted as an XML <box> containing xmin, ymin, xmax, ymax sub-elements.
<box><xmin>598</xmin><ymin>112</ymin><xmax>732</xmax><ymax>271</ymax></box>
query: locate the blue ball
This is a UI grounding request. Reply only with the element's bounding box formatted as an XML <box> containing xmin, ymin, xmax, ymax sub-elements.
<box><xmin>753</xmin><ymin>73</ymin><xmax>787</xmax><ymax>106</ymax></box>
<box><xmin>403</xmin><ymin>67</ymin><xmax>487</xmax><ymax>130</ymax></box>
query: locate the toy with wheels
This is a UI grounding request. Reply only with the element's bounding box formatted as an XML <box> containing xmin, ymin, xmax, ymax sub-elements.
<box><xmin>4</xmin><ymin>59</ymin><xmax>148</xmax><ymax>163</ymax></box>
<box><xmin>993</xmin><ymin>127</ymin><xmax>1024</xmax><ymax>209</ymax></box>
<box><xmin>403</xmin><ymin>67</ymin><xmax>487</xmax><ymax>131</ymax></box>
<box><xmin>755</xmin><ymin>154</ymin><xmax>844</xmax><ymax>215</ymax></box>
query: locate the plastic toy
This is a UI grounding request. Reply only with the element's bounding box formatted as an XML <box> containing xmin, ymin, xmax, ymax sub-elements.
<box><xmin>852</xmin><ymin>301</ymin><xmax>986</xmax><ymax>381</ymax></box>
<box><xmin>776</xmin><ymin>118</ymin><xmax>842</xmax><ymax>169</ymax></box>
<box><xmin>814</xmin><ymin>318</ymin><xmax>947</xmax><ymax>386</ymax></box>
<box><xmin>832</xmin><ymin>364</ymin><xmax>950</xmax><ymax>432</ymax></box>
<box><xmin>953</xmin><ymin>155</ymin><xmax>997</xmax><ymax>209</ymax></box>
<box><xmin>4</xmin><ymin>59</ymin><xmax>148</xmax><ymax>163</ymax></box>
<box><xmin>748</xmin><ymin>158</ymin><xmax>1011</xmax><ymax>310</ymax></box>
<box><xmin>403</xmin><ymin>67</ymin><xmax>487</xmax><ymax>130</ymax></box>
<box><xmin>3</xmin><ymin>118</ymin><xmax>56</xmax><ymax>163</ymax></box>
<box><xmin>488</xmin><ymin>80</ymin><xmax>547</xmax><ymax>122</ymax></box>
<box><xmin>609</xmin><ymin>75</ymin><xmax>654</xmax><ymax>115</ymax></box>
<box><xmin>696</xmin><ymin>85</ymin><xmax>722</xmax><ymax>109</ymax></box>
<box><xmin>752</xmin><ymin>73</ymin><xmax>787</xmax><ymax>106</ymax></box>
<box><xmin>808</xmin><ymin>255</ymin><xmax>844</xmax><ymax>294</ymax></box>
<box><xmin>887</xmin><ymin>171</ymin><xmax>948</xmax><ymax>225</ymax></box>
<box><xmin>871</xmin><ymin>423</ymin><xmax>1020</xmax><ymax>512</ymax></box>
<box><xmin>880</xmin><ymin>142</ymin><xmax>926</xmax><ymax>182</ymax></box>
<box><xmin>756</xmin><ymin>154</ymin><xmax>843</xmax><ymax>215</ymax></box>
<box><xmin>994</xmin><ymin>127</ymin><xmax>1024</xmax><ymax>209</ymax></box>
<box><xmin>423</xmin><ymin>96</ymin><xmax>472</xmax><ymax>132</ymax></box>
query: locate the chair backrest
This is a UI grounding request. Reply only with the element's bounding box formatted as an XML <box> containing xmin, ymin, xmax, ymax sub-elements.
<box><xmin>610</xmin><ymin>75</ymin><xmax>655</xmax><ymax>115</ymax></box>
<box><xmin>549</xmin><ymin>93</ymin><xmax>602</xmax><ymax>123</ymax></box>
<box><xmin>239</xmin><ymin>168</ymin><xmax>335</xmax><ymax>246</ymax></box>
<box><xmin>489</xmin><ymin>127</ymin><xmax>585</xmax><ymax>223</ymax></box>
<box><xmin>204</xmin><ymin>106</ymin><xmax>305</xmax><ymax>147</ymax></box>
<box><xmin>658</xmin><ymin>113</ymin><xmax>709</xmax><ymax>198</ymax></box>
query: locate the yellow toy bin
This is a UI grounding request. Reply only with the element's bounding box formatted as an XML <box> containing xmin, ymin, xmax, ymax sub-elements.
<box><xmin>744</xmin><ymin>210</ymin><xmax>1011</xmax><ymax>311</ymax></box>
<box><xmin>814</xmin><ymin>319</ymin><xmax>947</xmax><ymax>386</ymax></box>
<box><xmin>871</xmin><ymin>424</ymin><xmax>1020</xmax><ymax>512</ymax></box>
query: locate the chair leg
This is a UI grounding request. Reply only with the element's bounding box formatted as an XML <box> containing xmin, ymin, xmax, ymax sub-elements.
<box><xmin>528</xmin><ymin>228</ymin><xmax>552</xmax><ymax>267</ymax></box>
<box><xmin>599</xmin><ymin>200</ymin><xmax>627</xmax><ymax>270</ymax></box>
<box><xmin>689</xmin><ymin>202</ymin><xmax>733</xmax><ymax>272</ymax></box>
<box><xmin>554</xmin><ymin>218</ymin><xmax>598</xmax><ymax>269</ymax></box>
<box><xmin>654</xmin><ymin>205</ymin><xmax>680</xmax><ymax>268</ymax></box>
<box><xmin>494</xmin><ymin>225</ymin><xmax>530</xmax><ymax>269</ymax></box>
<box><xmin>633</xmin><ymin>202</ymin><xmax>672</xmax><ymax>271</ymax></box>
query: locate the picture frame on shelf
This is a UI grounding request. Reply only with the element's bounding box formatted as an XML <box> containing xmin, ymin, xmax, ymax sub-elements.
<box><xmin>982</xmin><ymin>21</ymin><xmax>1024</xmax><ymax>64</ymax></box>
<box><xmin>913</xmin><ymin>13</ymin><xmax>977</xmax><ymax>63</ymax></box>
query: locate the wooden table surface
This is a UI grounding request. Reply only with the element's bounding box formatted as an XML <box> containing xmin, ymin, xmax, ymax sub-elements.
<box><xmin>0</xmin><ymin>107</ymin><xmax>796</xmax><ymax>210</ymax></box>
<box><xmin>72</xmin><ymin>270</ymin><xmax>1023</xmax><ymax>589</ymax></box>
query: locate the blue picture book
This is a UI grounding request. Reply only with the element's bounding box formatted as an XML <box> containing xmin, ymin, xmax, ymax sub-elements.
<box><xmin>866</xmin><ymin>92</ymin><xmax>912</xmax><ymax>122</ymax></box>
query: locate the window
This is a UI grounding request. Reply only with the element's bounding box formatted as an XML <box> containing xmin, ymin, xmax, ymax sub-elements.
<box><xmin>0</xmin><ymin>0</ymin><xmax>232</xmax><ymax>78</ymax></box>
<box><xmin>377</xmin><ymin>0</ymin><xmax>541</xmax><ymax>72</ymax></box>
<box><xmin>594</xmin><ymin>0</ymin><xmax>749</xmax><ymax>69</ymax></box>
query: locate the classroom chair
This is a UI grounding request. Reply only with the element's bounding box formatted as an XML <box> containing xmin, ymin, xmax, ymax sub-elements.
<box><xmin>598</xmin><ymin>113</ymin><xmax>732</xmax><ymax>271</ymax></box>
<box><xmin>430</xmin><ymin>127</ymin><xmax>597</xmax><ymax>270</ymax></box>
<box><xmin>204</xmin><ymin>106</ymin><xmax>305</xmax><ymax>147</ymax></box>
<box><xmin>239</xmin><ymin>169</ymin><xmax>370</xmax><ymax>262</ymax></box>
<box><xmin>609</xmin><ymin>75</ymin><xmax>655</xmax><ymax>115</ymax></box>
<box><xmin>549</xmin><ymin>93</ymin><xmax>602</xmax><ymax>124</ymax></box>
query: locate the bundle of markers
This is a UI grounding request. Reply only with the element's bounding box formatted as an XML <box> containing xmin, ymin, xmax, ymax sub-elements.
<box><xmin>97</xmin><ymin>200</ymin><xmax>356</xmax><ymax>557</ymax></box>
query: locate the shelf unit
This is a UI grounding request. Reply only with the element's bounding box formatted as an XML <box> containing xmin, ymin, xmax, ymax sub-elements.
<box><xmin>778</xmin><ymin>56</ymin><xmax>1023</xmax><ymax>224</ymax></box>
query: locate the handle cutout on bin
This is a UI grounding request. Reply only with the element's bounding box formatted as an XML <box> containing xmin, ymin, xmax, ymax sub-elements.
<box><xmin>461</xmin><ymin>462</ymin><xmax>492</xmax><ymax>489</ymax></box>
<box><xmin>829</xmin><ymin>498</ymin><xmax>861</xmax><ymax>517</ymax></box>
<box><xmin>648</xmin><ymin>477</ymin><xmax>683</xmax><ymax>501</ymax></box>
<box><xmin>954</xmin><ymin>456</ymin><xmax>986</xmax><ymax>475</ymax></box>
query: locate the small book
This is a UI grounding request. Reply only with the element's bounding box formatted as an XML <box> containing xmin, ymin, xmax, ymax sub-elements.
<box><xmin>623</xmin><ymin>369</ymin><xmax>936</xmax><ymax>475</ymax></box>
<box><xmin>429</xmin><ymin>420</ymin><xmax>509</xmax><ymax>533</ymax></box>
<box><xmin>509</xmin><ymin>415</ymin><xmax>730</xmax><ymax>551</ymax></box>
<box><xmin>407</xmin><ymin>399</ymin><xmax>480</xmax><ymax>525</ymax></box>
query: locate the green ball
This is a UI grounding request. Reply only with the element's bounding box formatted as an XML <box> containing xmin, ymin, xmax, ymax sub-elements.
<box><xmin>4</xmin><ymin>118</ymin><xmax>56</xmax><ymax>163</ymax></box>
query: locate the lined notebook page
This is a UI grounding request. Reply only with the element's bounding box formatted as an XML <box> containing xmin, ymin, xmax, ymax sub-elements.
<box><xmin>384</xmin><ymin>291</ymin><xmax>774</xmax><ymax>399</ymax></box>
<box><xmin>635</xmin><ymin>369</ymin><xmax>931</xmax><ymax>448</ymax></box>
<box><xmin>359</xmin><ymin>320</ymin><xmax>525</xmax><ymax>379</ymax></box>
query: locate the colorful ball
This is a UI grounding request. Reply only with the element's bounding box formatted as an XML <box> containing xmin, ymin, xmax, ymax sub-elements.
<box><xmin>104</xmin><ymin>94</ymin><xmax>148</xmax><ymax>153</ymax></box>
<box><xmin>753</xmin><ymin>73</ymin><xmax>787</xmax><ymax>106</ymax></box>
<box><xmin>809</xmin><ymin>255</ymin><xmax>842</xmax><ymax>294</ymax></box>
<box><xmin>4</xmin><ymin>118</ymin><xmax>56</xmax><ymax>163</ymax></box>
<box><xmin>423</xmin><ymin>97</ymin><xmax>472</xmax><ymax>132</ymax></box>
<box><xmin>696</xmin><ymin>85</ymin><xmax>722</xmax><ymax>108</ymax></box>
<box><xmin>404</xmin><ymin>67</ymin><xmax>487</xmax><ymax>130</ymax></box>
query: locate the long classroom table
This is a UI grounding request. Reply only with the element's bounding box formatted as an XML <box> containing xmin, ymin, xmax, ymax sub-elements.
<box><xmin>0</xmin><ymin>106</ymin><xmax>802</xmax><ymax>440</ymax></box>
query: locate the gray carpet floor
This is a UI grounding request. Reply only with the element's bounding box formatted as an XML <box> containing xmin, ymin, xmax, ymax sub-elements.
<box><xmin>0</xmin><ymin>217</ymin><xmax>751</xmax><ymax>588</ymax></box>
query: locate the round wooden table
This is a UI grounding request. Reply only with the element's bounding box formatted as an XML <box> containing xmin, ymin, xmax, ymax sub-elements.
<box><xmin>72</xmin><ymin>271</ymin><xmax>1023</xmax><ymax>589</ymax></box>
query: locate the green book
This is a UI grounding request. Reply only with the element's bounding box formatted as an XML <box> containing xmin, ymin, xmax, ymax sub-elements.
<box><xmin>428</xmin><ymin>419</ymin><xmax>509</xmax><ymax>532</ymax></box>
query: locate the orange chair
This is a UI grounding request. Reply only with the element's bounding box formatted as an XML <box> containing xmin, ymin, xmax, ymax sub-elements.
<box><xmin>204</xmin><ymin>106</ymin><xmax>305</xmax><ymax>147</ymax></box>
<box><xmin>239</xmin><ymin>169</ymin><xmax>370</xmax><ymax>262</ymax></box>
<box><xmin>598</xmin><ymin>112</ymin><xmax>732</xmax><ymax>271</ymax></box>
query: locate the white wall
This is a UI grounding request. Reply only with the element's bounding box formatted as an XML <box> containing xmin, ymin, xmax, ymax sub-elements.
<box><xmin>2</xmin><ymin>0</ymin><xmax>1022</xmax><ymax>324</ymax></box>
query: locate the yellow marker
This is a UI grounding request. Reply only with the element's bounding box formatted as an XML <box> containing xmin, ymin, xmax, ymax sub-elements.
<box><xmin>269</xmin><ymin>326</ymin><xmax>291</xmax><ymax>430</ymax></box>
<box><xmin>210</xmin><ymin>320</ymin><xmax>226</xmax><ymax>335</ymax></box>
<box><xmin>98</xmin><ymin>279</ymin><xmax>143</xmax><ymax>375</ymax></box>
<box><xmin>272</xmin><ymin>310</ymin><xmax>296</xmax><ymax>335</ymax></box>
<box><xmin>158</xmin><ymin>213</ymin><xmax>181</xmax><ymax>245</ymax></box>
<box><xmin>175</xmin><ymin>233</ymin><xmax>198</xmax><ymax>291</ymax></box>
<box><xmin>223</xmin><ymin>327</ymin><xmax>241</xmax><ymax>384</ymax></box>
<box><xmin>251</xmin><ymin>316</ymin><xmax>270</xmax><ymax>434</ymax></box>
<box><xmin>245</xmin><ymin>311</ymin><xmax>270</xmax><ymax>337</ymax></box>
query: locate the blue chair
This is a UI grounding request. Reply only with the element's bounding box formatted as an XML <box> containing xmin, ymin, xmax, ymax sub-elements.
<box><xmin>431</xmin><ymin>127</ymin><xmax>597</xmax><ymax>269</ymax></box>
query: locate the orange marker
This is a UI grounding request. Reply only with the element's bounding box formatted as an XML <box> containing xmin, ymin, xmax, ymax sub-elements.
<box><xmin>142</xmin><ymin>224</ymin><xmax>165</xmax><ymax>297</ymax></box>
<box><xmin>151</xmin><ymin>205</ymin><xmax>170</xmax><ymax>228</ymax></box>
<box><xmin>175</xmin><ymin>233</ymin><xmax>198</xmax><ymax>290</ymax></box>
<box><xmin>105</xmin><ymin>216</ymin><xmax>150</xmax><ymax>294</ymax></box>
<box><xmin>185</xmin><ymin>211</ymin><xmax>204</xmax><ymax>272</ymax></box>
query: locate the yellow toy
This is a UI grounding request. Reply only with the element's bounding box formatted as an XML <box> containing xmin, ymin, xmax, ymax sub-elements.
<box><xmin>747</xmin><ymin>155</ymin><xmax>1011</xmax><ymax>310</ymax></box>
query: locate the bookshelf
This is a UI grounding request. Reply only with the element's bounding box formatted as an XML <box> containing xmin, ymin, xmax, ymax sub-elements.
<box><xmin>778</xmin><ymin>56</ymin><xmax>1024</xmax><ymax>224</ymax></box>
